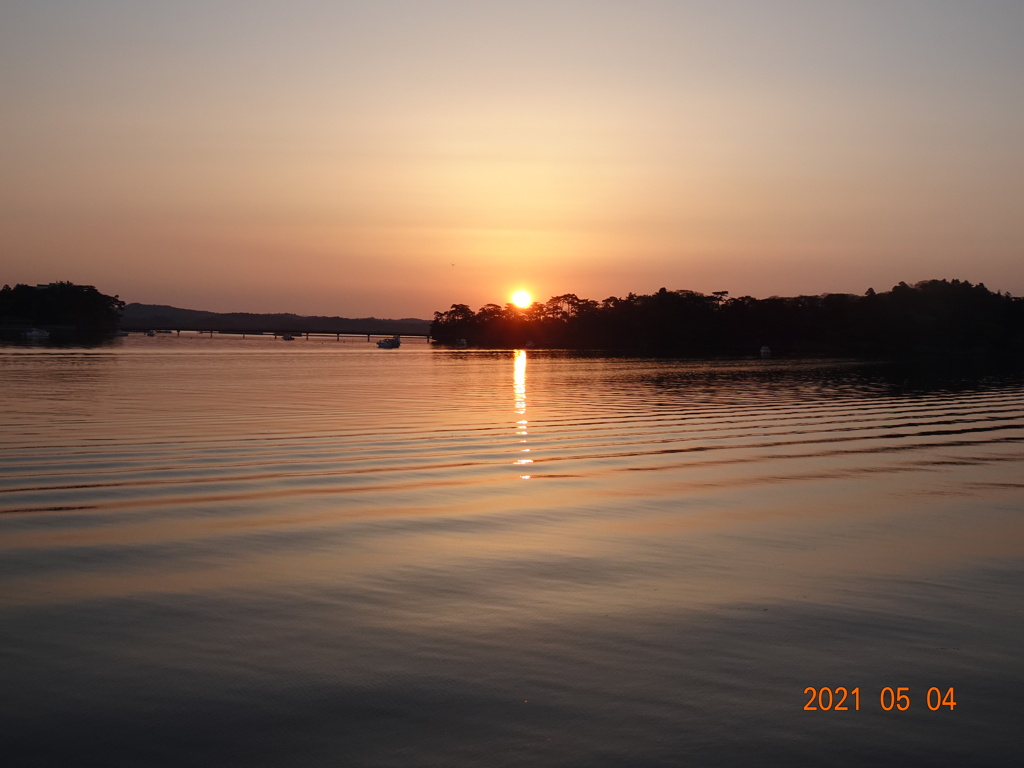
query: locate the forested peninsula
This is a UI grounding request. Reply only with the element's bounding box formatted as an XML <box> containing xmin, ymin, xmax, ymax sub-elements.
<box><xmin>431</xmin><ymin>280</ymin><xmax>1024</xmax><ymax>357</ymax></box>
<box><xmin>1</xmin><ymin>282</ymin><xmax>124</xmax><ymax>342</ymax></box>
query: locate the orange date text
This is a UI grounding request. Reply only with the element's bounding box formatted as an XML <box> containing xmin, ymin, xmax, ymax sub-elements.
<box><xmin>803</xmin><ymin>686</ymin><xmax>956</xmax><ymax>711</ymax></box>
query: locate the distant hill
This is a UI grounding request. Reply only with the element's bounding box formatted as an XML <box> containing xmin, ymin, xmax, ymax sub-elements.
<box><xmin>121</xmin><ymin>303</ymin><xmax>431</xmax><ymax>335</ymax></box>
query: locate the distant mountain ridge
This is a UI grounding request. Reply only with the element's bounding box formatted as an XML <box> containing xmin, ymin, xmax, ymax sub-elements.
<box><xmin>121</xmin><ymin>303</ymin><xmax>431</xmax><ymax>335</ymax></box>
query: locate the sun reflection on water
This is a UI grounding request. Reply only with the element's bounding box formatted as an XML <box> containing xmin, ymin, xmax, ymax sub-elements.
<box><xmin>513</xmin><ymin>349</ymin><xmax>530</xmax><ymax>478</ymax></box>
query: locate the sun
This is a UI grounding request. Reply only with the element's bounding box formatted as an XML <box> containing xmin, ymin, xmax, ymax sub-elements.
<box><xmin>511</xmin><ymin>290</ymin><xmax>532</xmax><ymax>308</ymax></box>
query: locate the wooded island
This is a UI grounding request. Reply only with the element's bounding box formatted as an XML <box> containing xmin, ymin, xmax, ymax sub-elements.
<box><xmin>0</xmin><ymin>282</ymin><xmax>125</xmax><ymax>342</ymax></box>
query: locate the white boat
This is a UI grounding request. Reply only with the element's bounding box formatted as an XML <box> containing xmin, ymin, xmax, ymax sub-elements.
<box><xmin>377</xmin><ymin>335</ymin><xmax>401</xmax><ymax>349</ymax></box>
<box><xmin>22</xmin><ymin>328</ymin><xmax>50</xmax><ymax>342</ymax></box>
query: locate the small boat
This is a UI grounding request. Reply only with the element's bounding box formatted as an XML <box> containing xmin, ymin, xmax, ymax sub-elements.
<box><xmin>282</xmin><ymin>334</ymin><xmax>295</xmax><ymax>341</ymax></box>
<box><xmin>22</xmin><ymin>328</ymin><xmax>50</xmax><ymax>342</ymax></box>
<box><xmin>145</xmin><ymin>330</ymin><xmax>156</xmax><ymax>337</ymax></box>
<box><xmin>377</xmin><ymin>335</ymin><xmax>401</xmax><ymax>349</ymax></box>
<box><xmin>760</xmin><ymin>345</ymin><xmax>771</xmax><ymax>358</ymax></box>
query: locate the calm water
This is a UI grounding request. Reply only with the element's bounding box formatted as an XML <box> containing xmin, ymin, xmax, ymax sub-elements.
<box><xmin>1</xmin><ymin>336</ymin><xmax>1022</xmax><ymax>767</ymax></box>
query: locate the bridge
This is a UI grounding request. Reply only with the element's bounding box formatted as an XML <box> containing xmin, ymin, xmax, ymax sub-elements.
<box><xmin>120</xmin><ymin>326</ymin><xmax>432</xmax><ymax>341</ymax></box>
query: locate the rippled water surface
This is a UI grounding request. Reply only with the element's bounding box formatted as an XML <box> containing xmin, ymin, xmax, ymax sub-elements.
<box><xmin>2</xmin><ymin>336</ymin><xmax>1022</xmax><ymax>766</ymax></box>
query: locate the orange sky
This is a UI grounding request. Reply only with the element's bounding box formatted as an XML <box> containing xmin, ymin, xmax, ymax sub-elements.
<box><xmin>3</xmin><ymin>1</ymin><xmax>1023</xmax><ymax>317</ymax></box>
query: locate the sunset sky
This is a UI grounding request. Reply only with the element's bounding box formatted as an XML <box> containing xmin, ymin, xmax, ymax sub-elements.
<box><xmin>3</xmin><ymin>1</ymin><xmax>1023</xmax><ymax>318</ymax></box>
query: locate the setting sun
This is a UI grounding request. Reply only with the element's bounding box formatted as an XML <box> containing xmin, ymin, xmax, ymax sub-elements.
<box><xmin>511</xmin><ymin>291</ymin><xmax>532</xmax><ymax>308</ymax></box>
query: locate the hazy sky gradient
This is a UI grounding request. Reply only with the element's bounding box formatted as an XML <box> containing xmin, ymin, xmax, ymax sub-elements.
<box><xmin>3</xmin><ymin>1</ymin><xmax>1023</xmax><ymax>316</ymax></box>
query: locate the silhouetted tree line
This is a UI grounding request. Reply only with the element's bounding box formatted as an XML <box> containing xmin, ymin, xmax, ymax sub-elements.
<box><xmin>1</xmin><ymin>282</ymin><xmax>125</xmax><ymax>341</ymax></box>
<box><xmin>431</xmin><ymin>280</ymin><xmax>1024</xmax><ymax>357</ymax></box>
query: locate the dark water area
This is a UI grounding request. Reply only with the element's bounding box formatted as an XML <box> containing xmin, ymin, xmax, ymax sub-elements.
<box><xmin>1</xmin><ymin>336</ymin><xmax>1022</xmax><ymax>766</ymax></box>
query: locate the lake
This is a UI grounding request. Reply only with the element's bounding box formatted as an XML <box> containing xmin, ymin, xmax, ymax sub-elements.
<box><xmin>1</xmin><ymin>335</ymin><xmax>1022</xmax><ymax>766</ymax></box>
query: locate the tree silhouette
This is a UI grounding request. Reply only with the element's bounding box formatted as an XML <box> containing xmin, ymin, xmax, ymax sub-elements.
<box><xmin>0</xmin><ymin>282</ymin><xmax>125</xmax><ymax>341</ymax></box>
<box><xmin>430</xmin><ymin>280</ymin><xmax>1024</xmax><ymax>357</ymax></box>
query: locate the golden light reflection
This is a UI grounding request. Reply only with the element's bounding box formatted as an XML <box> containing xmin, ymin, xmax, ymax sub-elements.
<box><xmin>514</xmin><ymin>349</ymin><xmax>526</xmax><ymax>415</ymax></box>
<box><xmin>513</xmin><ymin>349</ymin><xmax>529</xmax><ymax>478</ymax></box>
